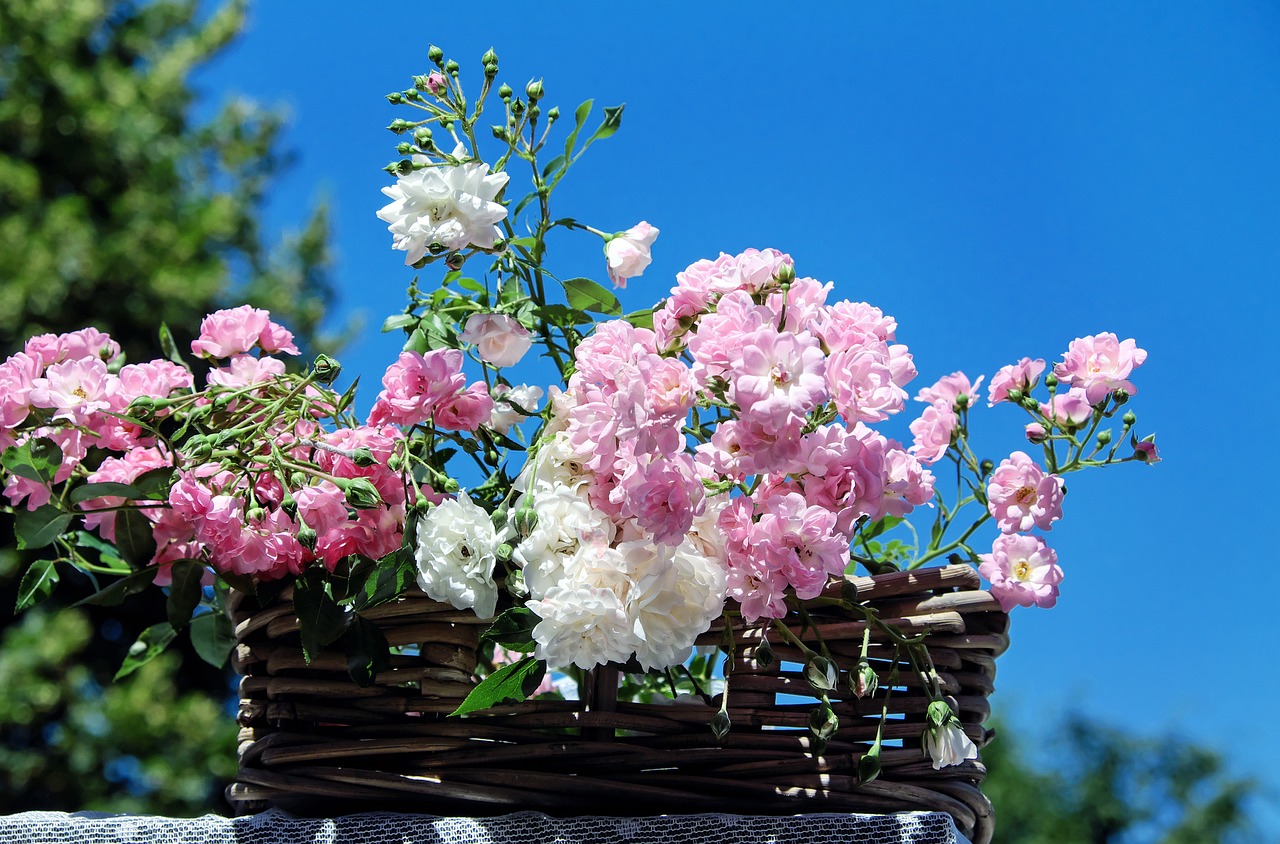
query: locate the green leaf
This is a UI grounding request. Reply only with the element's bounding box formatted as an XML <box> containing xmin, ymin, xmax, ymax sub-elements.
<box><xmin>2</xmin><ymin>438</ymin><xmax>63</xmax><ymax>483</ymax></box>
<box><xmin>158</xmin><ymin>322</ymin><xmax>189</xmax><ymax>368</ymax></box>
<box><xmin>14</xmin><ymin>505</ymin><xmax>72</xmax><ymax>550</ymax></box>
<box><xmin>564</xmin><ymin>99</ymin><xmax>593</xmax><ymax>158</ymax></box>
<box><xmin>562</xmin><ymin>277</ymin><xmax>621</xmax><ymax>316</ymax></box>
<box><xmin>73</xmin><ymin>567</ymin><xmax>158</xmax><ymax>607</ymax></box>
<box><xmin>535</xmin><ymin>304</ymin><xmax>594</xmax><ymax>327</ymax></box>
<box><xmin>624</xmin><ymin>307</ymin><xmax>655</xmax><ymax>330</ymax></box>
<box><xmin>76</xmin><ymin>531</ymin><xmax>129</xmax><ymax>571</ymax></box>
<box><xmin>165</xmin><ymin>560</ymin><xmax>206</xmax><ymax>629</ymax></box>
<box><xmin>456</xmin><ymin>276</ymin><xmax>486</xmax><ymax>293</ymax></box>
<box><xmin>189</xmin><ymin>611</ymin><xmax>236</xmax><ymax>668</ymax></box>
<box><xmin>863</xmin><ymin>515</ymin><xmax>904</xmax><ymax>541</ymax></box>
<box><xmin>451</xmin><ymin>655</ymin><xmax>546</xmax><ymax>716</ymax></box>
<box><xmin>480</xmin><ymin>607</ymin><xmax>539</xmax><ymax>652</ymax></box>
<box><xmin>381</xmin><ymin>314</ymin><xmax>418</xmax><ymax>333</ymax></box>
<box><xmin>15</xmin><ymin>559</ymin><xmax>59</xmax><ymax>612</ymax></box>
<box><xmin>129</xmin><ymin>466</ymin><xmax>174</xmax><ymax>499</ymax></box>
<box><xmin>113</xmin><ymin>507</ymin><xmax>158</xmax><ymax>565</ymax></box>
<box><xmin>294</xmin><ymin>568</ymin><xmax>349</xmax><ymax>662</ymax></box>
<box><xmin>404</xmin><ymin>327</ymin><xmax>429</xmax><ymax>354</ymax></box>
<box><xmin>586</xmin><ymin>104</ymin><xmax>624</xmax><ymax>146</ymax></box>
<box><xmin>343</xmin><ymin>615</ymin><xmax>392</xmax><ymax>687</ymax></box>
<box><xmin>540</xmin><ymin>153</ymin><xmax>567</xmax><ymax>180</ymax></box>
<box><xmin>70</xmin><ymin>481</ymin><xmax>147</xmax><ymax>504</ymax></box>
<box><xmin>115</xmin><ymin>622</ymin><xmax>178</xmax><ymax>680</ymax></box>
<box><xmin>354</xmin><ymin>549</ymin><xmax>417</xmax><ymax>612</ymax></box>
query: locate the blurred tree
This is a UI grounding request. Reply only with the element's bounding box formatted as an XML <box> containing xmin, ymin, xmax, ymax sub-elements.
<box><xmin>0</xmin><ymin>0</ymin><xmax>346</xmax><ymax>814</ymax></box>
<box><xmin>983</xmin><ymin>715</ymin><xmax>1262</xmax><ymax>843</ymax></box>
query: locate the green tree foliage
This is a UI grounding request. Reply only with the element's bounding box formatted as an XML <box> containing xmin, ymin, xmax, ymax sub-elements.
<box><xmin>984</xmin><ymin>715</ymin><xmax>1263</xmax><ymax>843</ymax></box>
<box><xmin>0</xmin><ymin>0</ymin><xmax>344</xmax><ymax>813</ymax></box>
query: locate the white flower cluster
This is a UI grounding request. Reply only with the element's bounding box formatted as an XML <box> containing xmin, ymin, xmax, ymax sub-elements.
<box><xmin>377</xmin><ymin>143</ymin><xmax>509</xmax><ymax>265</ymax></box>
<box><xmin>414</xmin><ymin>494</ymin><xmax>500</xmax><ymax>619</ymax></box>
<box><xmin>513</xmin><ymin>423</ymin><xmax>728</xmax><ymax>672</ymax></box>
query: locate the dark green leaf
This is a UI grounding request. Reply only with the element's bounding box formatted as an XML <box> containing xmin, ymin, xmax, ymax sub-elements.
<box><xmin>294</xmin><ymin>568</ymin><xmax>349</xmax><ymax>662</ymax></box>
<box><xmin>586</xmin><ymin>104</ymin><xmax>624</xmax><ymax>145</ymax></box>
<box><xmin>70</xmin><ymin>481</ymin><xmax>147</xmax><ymax>504</ymax></box>
<box><xmin>165</xmin><ymin>560</ymin><xmax>206</xmax><ymax>629</ymax></box>
<box><xmin>2</xmin><ymin>438</ymin><xmax>62</xmax><ymax>483</ymax></box>
<box><xmin>535</xmin><ymin>304</ymin><xmax>594</xmax><ymax>326</ymax></box>
<box><xmin>354</xmin><ymin>549</ymin><xmax>417</xmax><ymax>612</ymax></box>
<box><xmin>863</xmin><ymin>515</ymin><xmax>904</xmax><ymax>541</ymax></box>
<box><xmin>75</xmin><ymin>531</ymin><xmax>129</xmax><ymax>572</ymax></box>
<box><xmin>540</xmin><ymin>153</ymin><xmax>567</xmax><ymax>180</ymax></box>
<box><xmin>381</xmin><ymin>314</ymin><xmax>418</xmax><ymax>333</ymax></box>
<box><xmin>15</xmin><ymin>559</ymin><xmax>59</xmax><ymax>612</ymax></box>
<box><xmin>480</xmin><ymin>607</ymin><xmax>539</xmax><ymax>652</ymax></box>
<box><xmin>129</xmin><ymin>466</ymin><xmax>174</xmax><ymax>499</ymax></box>
<box><xmin>73</xmin><ymin>567</ymin><xmax>158</xmax><ymax>607</ymax></box>
<box><xmin>115</xmin><ymin>623</ymin><xmax>178</xmax><ymax>680</ymax></box>
<box><xmin>15</xmin><ymin>505</ymin><xmax>72</xmax><ymax>550</ymax></box>
<box><xmin>562</xmin><ymin>277</ymin><xmax>621</xmax><ymax>316</ymax></box>
<box><xmin>158</xmin><ymin>323</ymin><xmax>189</xmax><ymax>368</ymax></box>
<box><xmin>451</xmin><ymin>656</ymin><xmax>546</xmax><ymax>716</ymax></box>
<box><xmin>404</xmin><ymin>327</ymin><xmax>429</xmax><ymax>354</ymax></box>
<box><xmin>114</xmin><ymin>507</ymin><xmax>158</xmax><ymax>565</ymax></box>
<box><xmin>343</xmin><ymin>615</ymin><xmax>392</xmax><ymax>687</ymax></box>
<box><xmin>189</xmin><ymin>611</ymin><xmax>236</xmax><ymax>668</ymax></box>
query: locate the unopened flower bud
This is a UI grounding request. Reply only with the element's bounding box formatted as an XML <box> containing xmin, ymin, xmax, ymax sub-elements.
<box><xmin>445</xmin><ymin>252</ymin><xmax>465</xmax><ymax>271</ymax></box>
<box><xmin>547</xmin><ymin>106</ymin><xmax>560</xmax><ymax>122</ymax></box>
<box><xmin>979</xmin><ymin>459</ymin><xmax>994</xmax><ymax>476</ymax></box>
<box><xmin>484</xmin><ymin>62</ymin><xmax>498</xmax><ymax>77</ymax></box>
<box><xmin>1025</xmin><ymin>422</ymin><xmax>1048</xmax><ymax>444</ymax></box>
<box><xmin>312</xmin><ymin>354</ymin><xmax>341</xmax><ymax>385</ymax></box>
<box><xmin>413</xmin><ymin>127</ymin><xmax>433</xmax><ymax>147</ymax></box>
<box><xmin>387</xmin><ymin>455</ymin><xmax>403</xmax><ymax>472</ymax></box>
<box><xmin>851</xmin><ymin>660</ymin><xmax>879</xmax><ymax>698</ymax></box>
<box><xmin>297</xmin><ymin>524</ymin><xmax>318</xmax><ymax>551</ymax></box>
<box><xmin>481</xmin><ymin>48</ymin><xmax>498</xmax><ymax>65</ymax></box>
<box><xmin>753</xmin><ymin>637</ymin><xmax>774</xmax><ymax>669</ymax></box>
<box><xmin>927</xmin><ymin>699</ymin><xmax>953</xmax><ymax>728</ymax></box>
<box><xmin>1044</xmin><ymin>373</ymin><xmax>1058</xmax><ymax>389</ymax></box>
<box><xmin>1096</xmin><ymin>429</ymin><xmax>1112</xmax><ymax>446</ymax></box>
<box><xmin>955</xmin><ymin>393</ymin><xmax>970</xmax><ymax>409</ymax></box>
<box><xmin>396</xmin><ymin>159</ymin><xmax>414</xmax><ymax>176</ymax></box>
<box><xmin>805</xmin><ymin>657</ymin><xmax>839</xmax><ymax>693</ymax></box>
<box><xmin>1122</xmin><ymin>411</ymin><xmax>1137</xmax><ymax>426</ymax></box>
<box><xmin>1005</xmin><ymin>388</ymin><xmax>1023</xmax><ymax>403</ymax></box>
<box><xmin>710</xmin><ymin>710</ymin><xmax>731</xmax><ymax>741</ymax></box>
<box><xmin>525</xmin><ymin>79</ymin><xmax>544</xmax><ymax>100</ymax></box>
<box><xmin>438</xmin><ymin>476</ymin><xmax>460</xmax><ymax>494</ymax></box>
<box><xmin>351</xmin><ymin>447</ymin><xmax>377</xmax><ymax>467</ymax></box>
<box><xmin>773</xmin><ymin>262</ymin><xmax>796</xmax><ymax>285</ymax></box>
<box><xmin>808</xmin><ymin>704</ymin><xmax>839</xmax><ymax>741</ymax></box>
<box><xmin>498</xmin><ymin>83</ymin><xmax>513</xmax><ymax>100</ymax></box>
<box><xmin>857</xmin><ymin>751</ymin><xmax>882</xmax><ymax>784</ymax></box>
<box><xmin>505</xmin><ymin>568</ymin><xmax>527</xmax><ymax>597</ymax></box>
<box><xmin>280</xmin><ymin>493</ymin><xmax>297</xmax><ymax>519</ymax></box>
<box><xmin>427</xmin><ymin>45</ymin><xmax>445</xmax><ymax>65</ymax></box>
<box><xmin>343</xmin><ymin>478</ymin><xmax>383</xmax><ymax>509</ymax></box>
<box><xmin>246</xmin><ymin>506</ymin><xmax>266</xmax><ymax>523</ymax></box>
<box><xmin>1112</xmin><ymin>388</ymin><xmax>1130</xmax><ymax>404</ymax></box>
<box><xmin>396</xmin><ymin>141</ymin><xmax>412</xmax><ymax>155</ymax></box>
<box><xmin>1021</xmin><ymin>394</ymin><xmax>1039</xmax><ymax>410</ymax></box>
<box><xmin>386</xmin><ymin>91</ymin><xmax>404</xmax><ymax>104</ymax></box>
<box><xmin>388</xmin><ymin>118</ymin><xmax>414</xmax><ymax>135</ymax></box>
<box><xmin>513</xmin><ymin>503</ymin><xmax>538</xmax><ymax>538</ymax></box>
<box><xmin>496</xmin><ymin>542</ymin><xmax>514</xmax><ymax>563</ymax></box>
<box><xmin>445</xmin><ymin>59</ymin><xmax>460</xmax><ymax>75</ymax></box>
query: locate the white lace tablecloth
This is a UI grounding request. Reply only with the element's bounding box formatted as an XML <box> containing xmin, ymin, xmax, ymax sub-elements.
<box><xmin>0</xmin><ymin>809</ymin><xmax>971</xmax><ymax>843</ymax></box>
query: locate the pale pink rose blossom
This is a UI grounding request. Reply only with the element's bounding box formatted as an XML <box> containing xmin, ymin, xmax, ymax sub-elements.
<box><xmin>908</xmin><ymin>400</ymin><xmax>957</xmax><ymax>464</ymax></box>
<box><xmin>206</xmin><ymin>354</ymin><xmax>286</xmax><ymax>388</ymax></box>
<box><xmin>424</xmin><ymin>71</ymin><xmax>448</xmax><ymax>96</ymax></box>
<box><xmin>57</xmin><ymin>328</ymin><xmax>122</xmax><ymax>364</ymax></box>
<box><xmin>1024</xmin><ymin>422</ymin><xmax>1048</xmax><ymax>443</ymax></box>
<box><xmin>367</xmin><ymin>350</ymin><xmax>466</xmax><ymax>427</ymax></box>
<box><xmin>731</xmin><ymin>327</ymin><xmax>827</xmax><ymax>421</ymax></box>
<box><xmin>460</xmin><ymin>313</ymin><xmax>533</xmax><ymax>368</ymax></box>
<box><xmin>1053</xmin><ymin>333</ymin><xmax>1147</xmax><ymax>405</ymax></box>
<box><xmin>28</xmin><ymin>358</ymin><xmax>120</xmax><ymax>425</ymax></box>
<box><xmin>604</xmin><ymin>222</ymin><xmax>659</xmax><ymax>288</ymax></box>
<box><xmin>191</xmin><ymin>306</ymin><xmax>298</xmax><ymax>358</ymax></box>
<box><xmin>916</xmin><ymin>371</ymin><xmax>984</xmax><ymax>409</ymax></box>
<box><xmin>0</xmin><ymin>353</ymin><xmax>42</xmax><ymax>429</ymax></box>
<box><xmin>986</xmin><ymin>451</ymin><xmax>1064</xmax><ymax>533</ymax></box>
<box><xmin>987</xmin><ymin>357</ymin><xmax>1045</xmax><ymax>406</ymax></box>
<box><xmin>1041</xmin><ymin>388</ymin><xmax>1093</xmax><ymax>428</ymax></box>
<box><xmin>978</xmin><ymin>534</ymin><xmax>1063</xmax><ymax>611</ymax></box>
<box><xmin>434</xmin><ymin>382</ymin><xmax>496</xmax><ymax>432</ymax></box>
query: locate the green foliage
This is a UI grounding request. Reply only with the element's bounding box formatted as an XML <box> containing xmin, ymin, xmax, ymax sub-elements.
<box><xmin>0</xmin><ymin>0</ymin><xmax>344</xmax><ymax>361</ymax></box>
<box><xmin>984</xmin><ymin>716</ymin><xmax>1263</xmax><ymax>843</ymax></box>
<box><xmin>451</xmin><ymin>655</ymin><xmax>545</xmax><ymax>716</ymax></box>
<box><xmin>0</xmin><ymin>608</ymin><xmax>238</xmax><ymax>814</ymax></box>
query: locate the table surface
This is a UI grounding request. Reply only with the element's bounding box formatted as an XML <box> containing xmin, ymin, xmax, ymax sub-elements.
<box><xmin>0</xmin><ymin>809</ymin><xmax>971</xmax><ymax>844</ymax></box>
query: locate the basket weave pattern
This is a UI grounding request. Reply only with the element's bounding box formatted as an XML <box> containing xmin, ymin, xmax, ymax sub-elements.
<box><xmin>228</xmin><ymin>564</ymin><xmax>1006</xmax><ymax>843</ymax></box>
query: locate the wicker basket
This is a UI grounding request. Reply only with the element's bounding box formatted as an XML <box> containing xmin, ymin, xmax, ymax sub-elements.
<box><xmin>227</xmin><ymin>564</ymin><xmax>1007</xmax><ymax>843</ymax></box>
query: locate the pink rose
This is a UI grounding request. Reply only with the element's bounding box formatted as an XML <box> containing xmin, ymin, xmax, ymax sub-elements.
<box><xmin>434</xmin><ymin>382</ymin><xmax>495</xmax><ymax>432</ymax></box>
<box><xmin>191</xmin><ymin>305</ymin><xmax>298</xmax><ymax>358</ymax></box>
<box><xmin>1053</xmin><ymin>333</ymin><xmax>1147</xmax><ymax>405</ymax></box>
<box><xmin>1041</xmin><ymin>388</ymin><xmax>1093</xmax><ymax>429</ymax></box>
<box><xmin>987</xmin><ymin>357</ymin><xmax>1045</xmax><ymax>406</ymax></box>
<box><xmin>978</xmin><ymin>534</ymin><xmax>1063</xmax><ymax>611</ymax></box>
<box><xmin>604</xmin><ymin>222</ymin><xmax>659</xmax><ymax>288</ymax></box>
<box><xmin>908</xmin><ymin>400</ymin><xmax>957</xmax><ymax>464</ymax></box>
<box><xmin>460</xmin><ymin>313</ymin><xmax>533</xmax><ymax>368</ymax></box>
<box><xmin>986</xmin><ymin>451</ymin><xmax>1064</xmax><ymax>533</ymax></box>
<box><xmin>916</xmin><ymin>371</ymin><xmax>984</xmax><ymax>410</ymax></box>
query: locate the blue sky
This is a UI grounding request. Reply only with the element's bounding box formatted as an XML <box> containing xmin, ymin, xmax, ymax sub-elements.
<box><xmin>196</xmin><ymin>0</ymin><xmax>1280</xmax><ymax>817</ymax></box>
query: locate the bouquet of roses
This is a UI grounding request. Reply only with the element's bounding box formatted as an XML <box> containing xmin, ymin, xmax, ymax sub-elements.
<box><xmin>0</xmin><ymin>46</ymin><xmax>1159</xmax><ymax>774</ymax></box>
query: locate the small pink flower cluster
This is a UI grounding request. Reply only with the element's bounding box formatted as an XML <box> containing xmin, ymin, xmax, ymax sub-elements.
<box><xmin>368</xmin><ymin>350</ymin><xmax>495</xmax><ymax>430</ymax></box>
<box><xmin>1</xmin><ymin>328</ymin><xmax>192</xmax><ymax>511</ymax></box>
<box><xmin>552</xmin><ymin>249</ymin><xmax>935</xmax><ymax>624</ymax></box>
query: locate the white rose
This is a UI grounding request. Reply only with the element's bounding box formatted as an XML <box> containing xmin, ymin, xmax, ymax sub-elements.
<box><xmin>621</xmin><ymin>540</ymin><xmax>727</xmax><ymax>671</ymax></box>
<box><xmin>527</xmin><ymin>584</ymin><xmax>636</xmax><ymax>670</ymax></box>
<box><xmin>488</xmin><ymin>384</ymin><xmax>544</xmax><ymax>434</ymax></box>
<box><xmin>512</xmin><ymin>485</ymin><xmax>615</xmax><ymax>597</ymax></box>
<box><xmin>377</xmin><ymin>144</ymin><xmax>509</xmax><ymax>265</ymax></box>
<box><xmin>460</xmin><ymin>314</ymin><xmax>533</xmax><ymax>368</ymax></box>
<box><xmin>414</xmin><ymin>494</ymin><xmax>500</xmax><ymax>619</ymax></box>
<box><xmin>923</xmin><ymin>719</ymin><xmax>980</xmax><ymax>770</ymax></box>
<box><xmin>604</xmin><ymin>221</ymin><xmax>659</xmax><ymax>288</ymax></box>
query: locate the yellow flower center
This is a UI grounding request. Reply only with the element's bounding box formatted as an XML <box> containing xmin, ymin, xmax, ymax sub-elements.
<box><xmin>1013</xmin><ymin>560</ymin><xmax>1032</xmax><ymax>581</ymax></box>
<box><xmin>1014</xmin><ymin>486</ymin><xmax>1036</xmax><ymax>505</ymax></box>
<box><xmin>73</xmin><ymin>386</ymin><xmax>88</xmax><ymax>399</ymax></box>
